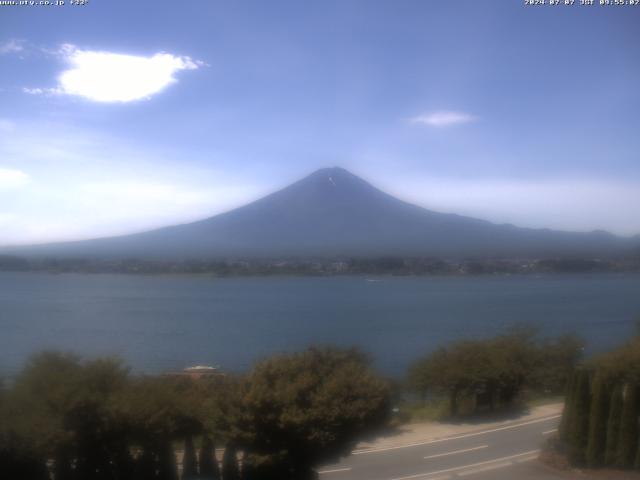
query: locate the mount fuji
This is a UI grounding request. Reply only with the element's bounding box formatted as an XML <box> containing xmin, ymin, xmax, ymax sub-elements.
<box><xmin>6</xmin><ymin>167</ymin><xmax>637</xmax><ymax>259</ymax></box>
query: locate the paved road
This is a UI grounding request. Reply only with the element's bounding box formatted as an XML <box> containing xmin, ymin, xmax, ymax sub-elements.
<box><xmin>317</xmin><ymin>414</ymin><xmax>566</xmax><ymax>480</ymax></box>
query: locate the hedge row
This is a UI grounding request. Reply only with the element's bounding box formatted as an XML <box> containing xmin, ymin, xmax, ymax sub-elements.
<box><xmin>560</xmin><ymin>337</ymin><xmax>640</xmax><ymax>469</ymax></box>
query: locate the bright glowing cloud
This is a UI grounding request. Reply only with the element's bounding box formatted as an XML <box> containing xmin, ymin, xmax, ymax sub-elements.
<box><xmin>0</xmin><ymin>120</ymin><xmax>270</xmax><ymax>245</ymax></box>
<box><xmin>0</xmin><ymin>177</ymin><xmax>257</xmax><ymax>246</ymax></box>
<box><xmin>0</xmin><ymin>213</ymin><xmax>17</xmax><ymax>225</ymax></box>
<box><xmin>0</xmin><ymin>39</ymin><xmax>24</xmax><ymax>55</ymax></box>
<box><xmin>410</xmin><ymin>111</ymin><xmax>477</xmax><ymax>127</ymax></box>
<box><xmin>0</xmin><ymin>168</ymin><xmax>29</xmax><ymax>189</ymax></box>
<box><xmin>25</xmin><ymin>44</ymin><xmax>203</xmax><ymax>102</ymax></box>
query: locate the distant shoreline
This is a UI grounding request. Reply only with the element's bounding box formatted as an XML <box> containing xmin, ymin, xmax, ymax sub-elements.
<box><xmin>1</xmin><ymin>255</ymin><xmax>639</xmax><ymax>277</ymax></box>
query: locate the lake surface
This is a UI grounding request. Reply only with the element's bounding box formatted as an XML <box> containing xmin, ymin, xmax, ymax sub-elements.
<box><xmin>1</xmin><ymin>272</ymin><xmax>639</xmax><ymax>378</ymax></box>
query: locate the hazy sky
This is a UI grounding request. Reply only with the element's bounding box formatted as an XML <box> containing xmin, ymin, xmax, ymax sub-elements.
<box><xmin>1</xmin><ymin>0</ymin><xmax>639</xmax><ymax>245</ymax></box>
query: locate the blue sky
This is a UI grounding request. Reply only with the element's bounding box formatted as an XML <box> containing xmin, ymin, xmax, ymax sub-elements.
<box><xmin>1</xmin><ymin>0</ymin><xmax>639</xmax><ymax>245</ymax></box>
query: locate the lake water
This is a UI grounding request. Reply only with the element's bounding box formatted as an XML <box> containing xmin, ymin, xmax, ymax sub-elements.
<box><xmin>1</xmin><ymin>272</ymin><xmax>639</xmax><ymax>378</ymax></box>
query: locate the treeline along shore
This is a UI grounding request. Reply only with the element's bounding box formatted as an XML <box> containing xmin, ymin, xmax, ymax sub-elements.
<box><xmin>1</xmin><ymin>254</ymin><xmax>639</xmax><ymax>276</ymax></box>
<box><xmin>0</xmin><ymin>328</ymin><xmax>589</xmax><ymax>480</ymax></box>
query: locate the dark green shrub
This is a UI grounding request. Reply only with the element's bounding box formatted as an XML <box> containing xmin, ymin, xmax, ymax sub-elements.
<box><xmin>616</xmin><ymin>384</ymin><xmax>639</xmax><ymax>468</ymax></box>
<box><xmin>605</xmin><ymin>384</ymin><xmax>624</xmax><ymax>465</ymax></box>
<box><xmin>586</xmin><ymin>373</ymin><xmax>609</xmax><ymax>467</ymax></box>
<box><xmin>568</xmin><ymin>369</ymin><xmax>590</xmax><ymax>466</ymax></box>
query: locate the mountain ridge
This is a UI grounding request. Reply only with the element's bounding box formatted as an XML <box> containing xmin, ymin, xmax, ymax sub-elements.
<box><xmin>3</xmin><ymin>167</ymin><xmax>638</xmax><ymax>259</ymax></box>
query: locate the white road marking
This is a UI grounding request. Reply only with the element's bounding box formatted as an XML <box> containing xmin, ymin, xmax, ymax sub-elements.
<box><xmin>423</xmin><ymin>445</ymin><xmax>488</xmax><ymax>460</ymax></box>
<box><xmin>542</xmin><ymin>429</ymin><xmax>557</xmax><ymax>435</ymax></box>
<box><xmin>457</xmin><ymin>461</ymin><xmax>511</xmax><ymax>476</ymax></box>
<box><xmin>388</xmin><ymin>450</ymin><xmax>540</xmax><ymax>480</ymax></box>
<box><xmin>353</xmin><ymin>415</ymin><xmax>560</xmax><ymax>455</ymax></box>
<box><xmin>318</xmin><ymin>467</ymin><xmax>352</xmax><ymax>475</ymax></box>
<box><xmin>515</xmin><ymin>455</ymin><xmax>539</xmax><ymax>463</ymax></box>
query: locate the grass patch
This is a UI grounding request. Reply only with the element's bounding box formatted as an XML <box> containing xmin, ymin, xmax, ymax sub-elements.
<box><xmin>394</xmin><ymin>398</ymin><xmax>450</xmax><ymax>424</ymax></box>
<box><xmin>525</xmin><ymin>393</ymin><xmax>564</xmax><ymax>408</ymax></box>
<box><xmin>394</xmin><ymin>392</ymin><xmax>564</xmax><ymax>426</ymax></box>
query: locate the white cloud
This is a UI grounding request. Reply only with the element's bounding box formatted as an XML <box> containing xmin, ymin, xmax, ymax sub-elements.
<box><xmin>22</xmin><ymin>87</ymin><xmax>43</xmax><ymax>95</ymax></box>
<box><xmin>49</xmin><ymin>44</ymin><xmax>202</xmax><ymax>102</ymax></box>
<box><xmin>22</xmin><ymin>87</ymin><xmax>61</xmax><ymax>96</ymax></box>
<box><xmin>0</xmin><ymin>39</ymin><xmax>24</xmax><ymax>55</ymax></box>
<box><xmin>0</xmin><ymin>168</ymin><xmax>29</xmax><ymax>189</ymax></box>
<box><xmin>21</xmin><ymin>43</ymin><xmax>203</xmax><ymax>102</ymax></box>
<box><xmin>410</xmin><ymin>111</ymin><xmax>477</xmax><ymax>127</ymax></box>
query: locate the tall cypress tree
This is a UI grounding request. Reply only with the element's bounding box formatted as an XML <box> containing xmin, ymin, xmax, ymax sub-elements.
<box><xmin>199</xmin><ymin>436</ymin><xmax>220</xmax><ymax>480</ymax></box>
<box><xmin>617</xmin><ymin>384</ymin><xmax>639</xmax><ymax>468</ymax></box>
<box><xmin>559</xmin><ymin>371</ymin><xmax>576</xmax><ymax>442</ymax></box>
<box><xmin>0</xmin><ymin>435</ymin><xmax>49</xmax><ymax>480</ymax></box>
<box><xmin>586</xmin><ymin>372</ymin><xmax>609</xmax><ymax>467</ymax></box>
<box><xmin>112</xmin><ymin>442</ymin><xmax>135</xmax><ymax>480</ymax></box>
<box><xmin>134</xmin><ymin>446</ymin><xmax>158</xmax><ymax>480</ymax></box>
<box><xmin>182</xmin><ymin>435</ymin><xmax>198</xmax><ymax>480</ymax></box>
<box><xmin>605</xmin><ymin>384</ymin><xmax>624</xmax><ymax>466</ymax></box>
<box><xmin>568</xmin><ymin>369</ymin><xmax>591</xmax><ymax>466</ymax></box>
<box><xmin>53</xmin><ymin>446</ymin><xmax>73</xmax><ymax>480</ymax></box>
<box><xmin>157</xmin><ymin>440</ymin><xmax>179</xmax><ymax>480</ymax></box>
<box><xmin>222</xmin><ymin>444</ymin><xmax>240</xmax><ymax>480</ymax></box>
<box><xmin>241</xmin><ymin>452</ymin><xmax>255</xmax><ymax>480</ymax></box>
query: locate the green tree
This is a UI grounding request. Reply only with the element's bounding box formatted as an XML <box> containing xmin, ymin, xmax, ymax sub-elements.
<box><xmin>491</xmin><ymin>328</ymin><xmax>539</xmax><ymax>407</ymax></box>
<box><xmin>53</xmin><ymin>445</ymin><xmax>74</xmax><ymax>480</ymax></box>
<box><xmin>6</xmin><ymin>352</ymin><xmax>131</xmax><ymax>480</ymax></box>
<box><xmin>568</xmin><ymin>369</ymin><xmax>590</xmax><ymax>466</ymax></box>
<box><xmin>616</xmin><ymin>384</ymin><xmax>639</xmax><ymax>468</ymax></box>
<box><xmin>241</xmin><ymin>452</ymin><xmax>290</xmax><ymax>480</ymax></box>
<box><xmin>199</xmin><ymin>435</ymin><xmax>221</xmax><ymax>480</ymax></box>
<box><xmin>222</xmin><ymin>444</ymin><xmax>240</xmax><ymax>480</ymax></box>
<box><xmin>408</xmin><ymin>330</ymin><xmax>541</xmax><ymax>417</ymax></box>
<box><xmin>157</xmin><ymin>440</ymin><xmax>179</xmax><ymax>480</ymax></box>
<box><xmin>182</xmin><ymin>435</ymin><xmax>198</xmax><ymax>480</ymax></box>
<box><xmin>586</xmin><ymin>372</ymin><xmax>609</xmax><ymax>467</ymax></box>
<box><xmin>241</xmin><ymin>451</ymin><xmax>256</xmax><ymax>480</ymax></box>
<box><xmin>558</xmin><ymin>371</ymin><xmax>576</xmax><ymax>443</ymax></box>
<box><xmin>0</xmin><ymin>430</ymin><xmax>49</xmax><ymax>480</ymax></box>
<box><xmin>408</xmin><ymin>347</ymin><xmax>457</xmax><ymax>413</ymax></box>
<box><xmin>116</xmin><ymin>378</ymin><xmax>190</xmax><ymax>480</ymax></box>
<box><xmin>236</xmin><ymin>347</ymin><xmax>390</xmax><ymax>479</ymax></box>
<box><xmin>604</xmin><ymin>384</ymin><xmax>624</xmax><ymax>466</ymax></box>
<box><xmin>132</xmin><ymin>448</ymin><xmax>157</xmax><ymax>480</ymax></box>
<box><xmin>532</xmin><ymin>334</ymin><xmax>584</xmax><ymax>395</ymax></box>
<box><xmin>408</xmin><ymin>341</ymin><xmax>497</xmax><ymax>416</ymax></box>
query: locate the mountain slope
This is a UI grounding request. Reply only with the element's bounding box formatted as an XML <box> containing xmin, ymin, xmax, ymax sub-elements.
<box><xmin>6</xmin><ymin>167</ymin><xmax>636</xmax><ymax>259</ymax></box>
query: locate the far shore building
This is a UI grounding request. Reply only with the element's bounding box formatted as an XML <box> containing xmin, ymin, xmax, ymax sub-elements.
<box><xmin>165</xmin><ymin>365</ymin><xmax>225</xmax><ymax>380</ymax></box>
